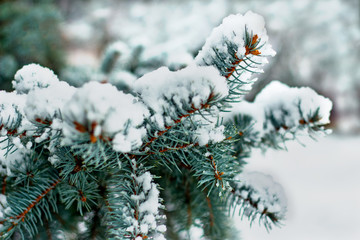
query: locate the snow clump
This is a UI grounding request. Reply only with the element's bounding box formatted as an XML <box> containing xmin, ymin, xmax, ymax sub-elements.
<box><xmin>127</xmin><ymin>171</ymin><xmax>166</xmax><ymax>239</ymax></box>
<box><xmin>234</xmin><ymin>171</ymin><xmax>287</xmax><ymax>220</ymax></box>
<box><xmin>133</xmin><ymin>65</ymin><xmax>228</xmax><ymax>129</ymax></box>
<box><xmin>196</xmin><ymin>11</ymin><xmax>276</xmax><ymax>73</ymax></box>
<box><xmin>222</xmin><ymin>81</ymin><xmax>333</xmax><ymax>137</ymax></box>
<box><xmin>61</xmin><ymin>82</ymin><xmax>149</xmax><ymax>153</ymax></box>
<box><xmin>24</xmin><ymin>81</ymin><xmax>76</xmax><ymax>123</ymax></box>
<box><xmin>12</xmin><ymin>64</ymin><xmax>60</xmax><ymax>94</ymax></box>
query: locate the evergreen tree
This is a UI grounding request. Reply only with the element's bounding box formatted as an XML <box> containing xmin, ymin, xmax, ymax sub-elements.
<box><xmin>0</xmin><ymin>0</ymin><xmax>65</xmax><ymax>91</ymax></box>
<box><xmin>0</xmin><ymin>12</ymin><xmax>332</xmax><ymax>239</ymax></box>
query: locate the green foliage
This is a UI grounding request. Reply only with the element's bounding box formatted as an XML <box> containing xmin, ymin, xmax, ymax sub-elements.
<box><xmin>0</xmin><ymin>12</ymin><xmax>332</xmax><ymax>240</ymax></box>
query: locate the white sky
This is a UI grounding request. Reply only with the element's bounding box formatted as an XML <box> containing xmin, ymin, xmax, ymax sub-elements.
<box><xmin>235</xmin><ymin>135</ymin><xmax>360</xmax><ymax>240</ymax></box>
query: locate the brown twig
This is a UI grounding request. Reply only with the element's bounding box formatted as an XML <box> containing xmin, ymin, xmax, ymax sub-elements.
<box><xmin>141</xmin><ymin>93</ymin><xmax>215</xmax><ymax>151</ymax></box>
<box><xmin>1</xmin><ymin>177</ymin><xmax>6</xmax><ymax>195</ymax></box>
<box><xmin>225</xmin><ymin>34</ymin><xmax>261</xmax><ymax>79</ymax></box>
<box><xmin>0</xmin><ymin>178</ymin><xmax>61</xmax><ymax>236</ymax></box>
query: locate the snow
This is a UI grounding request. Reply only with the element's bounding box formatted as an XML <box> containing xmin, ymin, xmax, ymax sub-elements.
<box><xmin>0</xmin><ymin>138</ymin><xmax>29</xmax><ymax>176</ymax></box>
<box><xmin>227</xmin><ymin>0</ymin><xmax>360</xmax><ymax>132</ymax></box>
<box><xmin>48</xmin><ymin>154</ymin><xmax>61</xmax><ymax>165</ymax></box>
<box><xmin>133</xmin><ymin>65</ymin><xmax>228</xmax><ymax>129</ymax></box>
<box><xmin>194</xmin><ymin>124</ymin><xmax>225</xmax><ymax>146</ymax></box>
<box><xmin>13</xmin><ymin>64</ymin><xmax>59</xmax><ymax>94</ymax></box>
<box><xmin>34</xmin><ymin>128</ymin><xmax>51</xmax><ymax>143</ymax></box>
<box><xmin>107</xmin><ymin>70</ymin><xmax>137</xmax><ymax>91</ymax></box>
<box><xmin>0</xmin><ymin>91</ymin><xmax>35</xmax><ymax>139</ymax></box>
<box><xmin>129</xmin><ymin>170</ymin><xmax>166</xmax><ymax>238</ymax></box>
<box><xmin>0</xmin><ymin>91</ymin><xmax>26</xmax><ymax>131</ymax></box>
<box><xmin>255</xmin><ymin>81</ymin><xmax>332</xmax><ymax>126</ymax></box>
<box><xmin>195</xmin><ymin>11</ymin><xmax>275</xmax><ymax>69</ymax></box>
<box><xmin>183</xmin><ymin>220</ymin><xmax>204</xmax><ymax>240</ymax></box>
<box><xmin>222</xmin><ymin>81</ymin><xmax>333</xmax><ymax>137</ymax></box>
<box><xmin>61</xmin><ymin>81</ymin><xmax>149</xmax><ymax>152</ymax></box>
<box><xmin>1</xmin><ymin>4</ymin><xmax>353</xmax><ymax>239</ymax></box>
<box><xmin>0</xmin><ymin>193</ymin><xmax>10</xmax><ymax>219</ymax></box>
<box><xmin>233</xmin><ymin>171</ymin><xmax>287</xmax><ymax>219</ymax></box>
<box><xmin>139</xmin><ymin>186</ymin><xmax>160</xmax><ymax>215</ymax></box>
<box><xmin>136</xmin><ymin>172</ymin><xmax>153</xmax><ymax>192</ymax></box>
<box><xmin>235</xmin><ymin>135</ymin><xmax>360</xmax><ymax>240</ymax></box>
<box><xmin>24</xmin><ymin>81</ymin><xmax>76</xmax><ymax>122</ymax></box>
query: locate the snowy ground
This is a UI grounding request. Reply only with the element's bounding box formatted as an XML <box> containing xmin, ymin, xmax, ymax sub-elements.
<box><xmin>235</xmin><ymin>135</ymin><xmax>360</xmax><ymax>240</ymax></box>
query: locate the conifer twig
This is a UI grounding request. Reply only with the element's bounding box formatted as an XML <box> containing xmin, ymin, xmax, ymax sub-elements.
<box><xmin>141</xmin><ymin>92</ymin><xmax>215</xmax><ymax>151</ymax></box>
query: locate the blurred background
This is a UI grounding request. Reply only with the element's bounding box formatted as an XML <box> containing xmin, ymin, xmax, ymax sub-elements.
<box><xmin>1</xmin><ymin>0</ymin><xmax>359</xmax><ymax>239</ymax></box>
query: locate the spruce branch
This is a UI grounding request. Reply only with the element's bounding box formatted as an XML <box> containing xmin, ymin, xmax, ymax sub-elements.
<box><xmin>0</xmin><ymin>177</ymin><xmax>61</xmax><ymax>238</ymax></box>
<box><xmin>0</xmin><ymin>10</ymin><xmax>334</xmax><ymax>240</ymax></box>
<box><xmin>105</xmin><ymin>158</ymin><xmax>166</xmax><ymax>239</ymax></box>
<box><xmin>228</xmin><ymin>171</ymin><xmax>287</xmax><ymax>230</ymax></box>
<box><xmin>196</xmin><ymin>11</ymin><xmax>276</xmax><ymax>103</ymax></box>
<box><xmin>223</xmin><ymin>81</ymin><xmax>333</xmax><ymax>150</ymax></box>
<box><xmin>140</xmin><ymin>92</ymin><xmax>216</xmax><ymax>153</ymax></box>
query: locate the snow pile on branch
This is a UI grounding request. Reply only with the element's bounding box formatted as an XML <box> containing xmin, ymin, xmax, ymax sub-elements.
<box><xmin>0</xmin><ymin>91</ymin><xmax>32</xmax><ymax>136</ymax></box>
<box><xmin>127</xmin><ymin>171</ymin><xmax>166</xmax><ymax>240</ymax></box>
<box><xmin>223</xmin><ymin>81</ymin><xmax>333</xmax><ymax>136</ymax></box>
<box><xmin>5</xmin><ymin>64</ymin><xmax>77</xmax><ymax>146</ymax></box>
<box><xmin>133</xmin><ymin>65</ymin><xmax>228</xmax><ymax>129</ymax></box>
<box><xmin>190</xmin><ymin>112</ymin><xmax>226</xmax><ymax>146</ymax></box>
<box><xmin>0</xmin><ymin>92</ymin><xmax>26</xmax><ymax>134</ymax></box>
<box><xmin>12</xmin><ymin>64</ymin><xmax>60</xmax><ymax>94</ymax></box>
<box><xmin>232</xmin><ymin>171</ymin><xmax>287</xmax><ymax>227</ymax></box>
<box><xmin>0</xmin><ymin>139</ymin><xmax>29</xmax><ymax>176</ymax></box>
<box><xmin>257</xmin><ymin>81</ymin><xmax>332</xmax><ymax>125</ymax></box>
<box><xmin>194</xmin><ymin>125</ymin><xmax>225</xmax><ymax>146</ymax></box>
<box><xmin>0</xmin><ymin>194</ymin><xmax>11</xmax><ymax>219</ymax></box>
<box><xmin>24</xmin><ymin>81</ymin><xmax>76</xmax><ymax>123</ymax></box>
<box><xmin>195</xmin><ymin>11</ymin><xmax>276</xmax><ymax>74</ymax></box>
<box><xmin>61</xmin><ymin>82</ymin><xmax>149</xmax><ymax>152</ymax></box>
